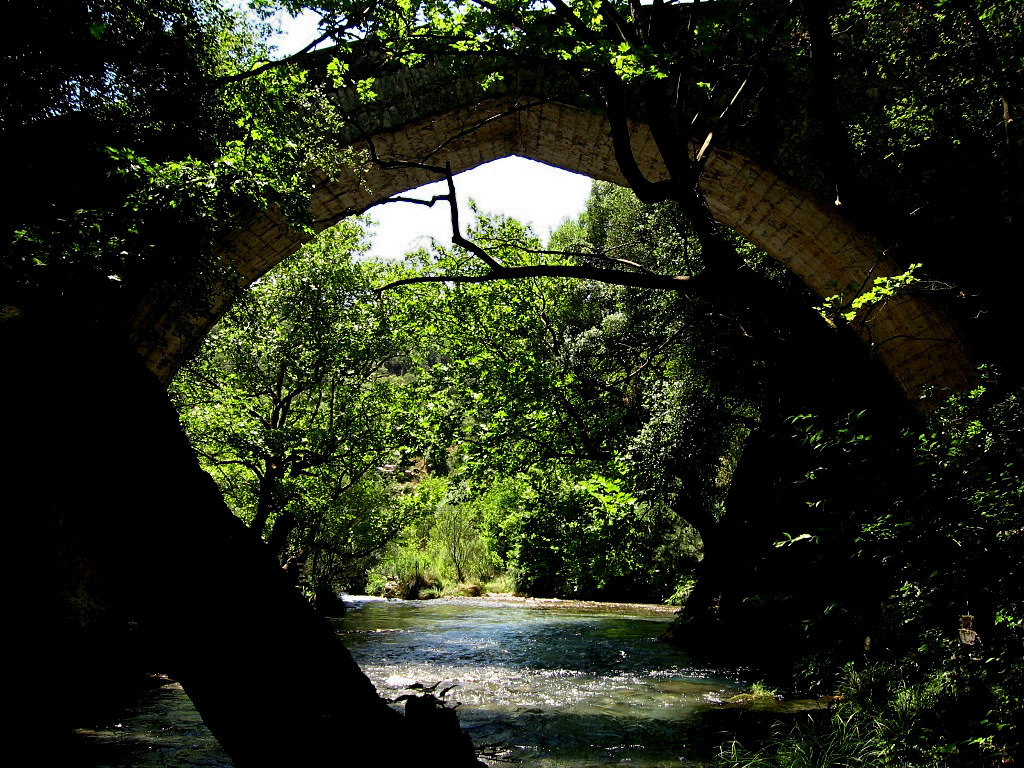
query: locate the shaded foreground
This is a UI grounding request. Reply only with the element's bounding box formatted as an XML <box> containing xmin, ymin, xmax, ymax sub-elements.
<box><xmin>66</xmin><ymin>595</ymin><xmax>835</xmax><ymax>767</ymax></box>
<box><xmin>6</xmin><ymin>311</ymin><xmax>478</xmax><ymax>768</ymax></box>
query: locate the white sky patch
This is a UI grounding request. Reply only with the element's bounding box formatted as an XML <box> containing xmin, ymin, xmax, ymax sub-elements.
<box><xmin>266</xmin><ymin>7</ymin><xmax>325</xmax><ymax>55</ymax></box>
<box><xmin>365</xmin><ymin>158</ymin><xmax>593</xmax><ymax>260</ymax></box>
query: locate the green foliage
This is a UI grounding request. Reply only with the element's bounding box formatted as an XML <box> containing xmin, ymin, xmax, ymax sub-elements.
<box><xmin>566</xmin><ymin>182</ymin><xmax>707</xmax><ymax>278</ymax></box>
<box><xmin>838</xmin><ymin>0</ymin><xmax>1021</xmax><ymax>165</ymax></box>
<box><xmin>172</xmin><ymin>222</ymin><xmax>427</xmax><ymax>587</ymax></box>
<box><xmin>719</xmin><ymin>711</ymin><xmax>883</xmax><ymax>768</ymax></box>
<box><xmin>7</xmin><ymin>6</ymin><xmax>1021</xmax><ymax>767</ymax></box>
<box><xmin>431</xmin><ymin>501</ymin><xmax>492</xmax><ymax>584</ymax></box>
<box><xmin>3</xmin><ymin>0</ymin><xmax>348</xmax><ymax>307</ymax></box>
<box><xmin>388</xmin><ymin>188</ymin><xmax>761</xmax><ymax>602</ymax></box>
<box><xmin>830</xmin><ymin>0</ymin><xmax>1022</xmax><ymax>344</ymax></box>
<box><xmin>720</xmin><ymin>375</ymin><xmax>1023</xmax><ymax>763</ymax></box>
<box><xmin>817</xmin><ymin>264</ymin><xmax>925</xmax><ymax>325</ymax></box>
<box><xmin>817</xmin><ymin>383</ymin><xmax>1019</xmax><ymax>653</ymax></box>
<box><xmin>723</xmin><ymin>653</ymin><xmax>1021</xmax><ymax>768</ymax></box>
<box><xmin>474</xmin><ymin>464</ymin><xmax>690</xmax><ymax>601</ymax></box>
<box><xmin>366</xmin><ymin>476</ymin><xmax>497</xmax><ymax>596</ymax></box>
<box><xmin>366</xmin><ymin>528</ymin><xmax>446</xmax><ymax>599</ymax></box>
<box><xmin>748</xmin><ymin>681</ymin><xmax>780</xmax><ymax>701</ymax></box>
<box><xmin>301</xmin><ymin>472</ymin><xmax>401</xmax><ymax>593</ymax></box>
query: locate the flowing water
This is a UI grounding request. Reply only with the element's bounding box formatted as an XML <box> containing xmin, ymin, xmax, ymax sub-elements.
<box><xmin>68</xmin><ymin>595</ymin><xmax>758</xmax><ymax>766</ymax></box>
<box><xmin>336</xmin><ymin>595</ymin><xmax>750</xmax><ymax>766</ymax></box>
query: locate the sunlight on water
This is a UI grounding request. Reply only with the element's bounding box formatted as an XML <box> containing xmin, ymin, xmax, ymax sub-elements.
<box><xmin>68</xmin><ymin>596</ymin><xmax>751</xmax><ymax>767</ymax></box>
<box><xmin>335</xmin><ymin>596</ymin><xmax>750</xmax><ymax>766</ymax></box>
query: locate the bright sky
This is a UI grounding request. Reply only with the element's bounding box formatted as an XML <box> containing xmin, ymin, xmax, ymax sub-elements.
<box><xmin>362</xmin><ymin>159</ymin><xmax>593</xmax><ymax>260</ymax></box>
<box><xmin>267</xmin><ymin>9</ymin><xmax>594</xmax><ymax>259</ymax></box>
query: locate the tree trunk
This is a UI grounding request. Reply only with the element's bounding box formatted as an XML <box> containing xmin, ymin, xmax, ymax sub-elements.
<box><xmin>267</xmin><ymin>508</ymin><xmax>299</xmax><ymax>559</ymax></box>
<box><xmin>661</xmin><ymin>514</ymin><xmax>753</xmax><ymax>659</ymax></box>
<box><xmin>5</xmin><ymin>308</ymin><xmax>481</xmax><ymax>767</ymax></box>
<box><xmin>251</xmin><ymin>461</ymin><xmax>284</xmax><ymax>538</ymax></box>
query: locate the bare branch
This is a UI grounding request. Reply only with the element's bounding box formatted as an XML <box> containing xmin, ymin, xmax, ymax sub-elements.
<box><xmin>602</xmin><ymin>78</ymin><xmax>679</xmax><ymax>203</ymax></box>
<box><xmin>476</xmin><ymin>237</ymin><xmax>661</xmax><ymax>275</ymax></box>
<box><xmin>376</xmin><ymin>263</ymin><xmax>694</xmax><ymax>293</ymax></box>
<box><xmin>443</xmin><ymin>163</ymin><xmax>504</xmax><ymax>270</ymax></box>
<box><xmin>371</xmin><ymin>160</ymin><xmax>698</xmax><ymax>293</ymax></box>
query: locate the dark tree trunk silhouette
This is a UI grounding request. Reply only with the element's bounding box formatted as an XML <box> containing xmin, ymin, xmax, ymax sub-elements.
<box><xmin>5</xmin><ymin>305</ymin><xmax>481</xmax><ymax>767</ymax></box>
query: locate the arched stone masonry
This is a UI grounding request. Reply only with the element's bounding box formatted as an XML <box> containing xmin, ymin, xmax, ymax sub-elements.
<box><xmin>131</xmin><ymin>82</ymin><xmax>973</xmax><ymax>402</ymax></box>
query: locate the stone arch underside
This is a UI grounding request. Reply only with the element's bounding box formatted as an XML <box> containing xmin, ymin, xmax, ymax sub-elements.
<box><xmin>133</xmin><ymin>92</ymin><xmax>974</xmax><ymax>401</ymax></box>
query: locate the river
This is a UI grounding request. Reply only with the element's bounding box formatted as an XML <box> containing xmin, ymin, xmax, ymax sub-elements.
<box><xmin>68</xmin><ymin>595</ymin><xmax>758</xmax><ymax>766</ymax></box>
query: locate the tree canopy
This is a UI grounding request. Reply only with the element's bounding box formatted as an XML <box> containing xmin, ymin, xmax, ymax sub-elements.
<box><xmin>172</xmin><ymin>220</ymin><xmax>433</xmax><ymax>595</ymax></box>
<box><xmin>3</xmin><ymin>0</ymin><xmax>349</xmax><ymax>324</ymax></box>
<box><xmin>3</xmin><ymin>1</ymin><xmax>1022</xmax><ymax>766</ymax></box>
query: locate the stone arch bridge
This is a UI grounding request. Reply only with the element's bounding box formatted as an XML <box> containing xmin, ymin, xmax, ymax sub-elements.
<box><xmin>13</xmin><ymin>52</ymin><xmax>980</xmax><ymax>768</ymax></box>
<box><xmin>131</xmin><ymin>57</ymin><xmax>974</xmax><ymax>401</ymax></box>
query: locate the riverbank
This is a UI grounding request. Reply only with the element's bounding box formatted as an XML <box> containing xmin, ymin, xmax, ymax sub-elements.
<box><xmin>425</xmin><ymin>592</ymin><xmax>681</xmax><ymax>615</ymax></box>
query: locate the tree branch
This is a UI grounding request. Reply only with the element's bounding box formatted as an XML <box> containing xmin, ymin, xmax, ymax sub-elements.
<box><xmin>214</xmin><ymin>26</ymin><xmax>349</xmax><ymax>87</ymax></box>
<box><xmin>477</xmin><ymin>237</ymin><xmax>661</xmax><ymax>275</ymax></box>
<box><xmin>695</xmin><ymin>0</ymin><xmax>800</xmax><ymax>163</ymax></box>
<box><xmin>371</xmin><ymin>161</ymin><xmax>698</xmax><ymax>292</ymax></box>
<box><xmin>376</xmin><ymin>263</ymin><xmax>694</xmax><ymax>293</ymax></box>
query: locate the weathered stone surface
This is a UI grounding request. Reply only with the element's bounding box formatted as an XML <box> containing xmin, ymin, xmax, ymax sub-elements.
<box><xmin>130</xmin><ymin>63</ymin><xmax>974</xmax><ymax>402</ymax></box>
